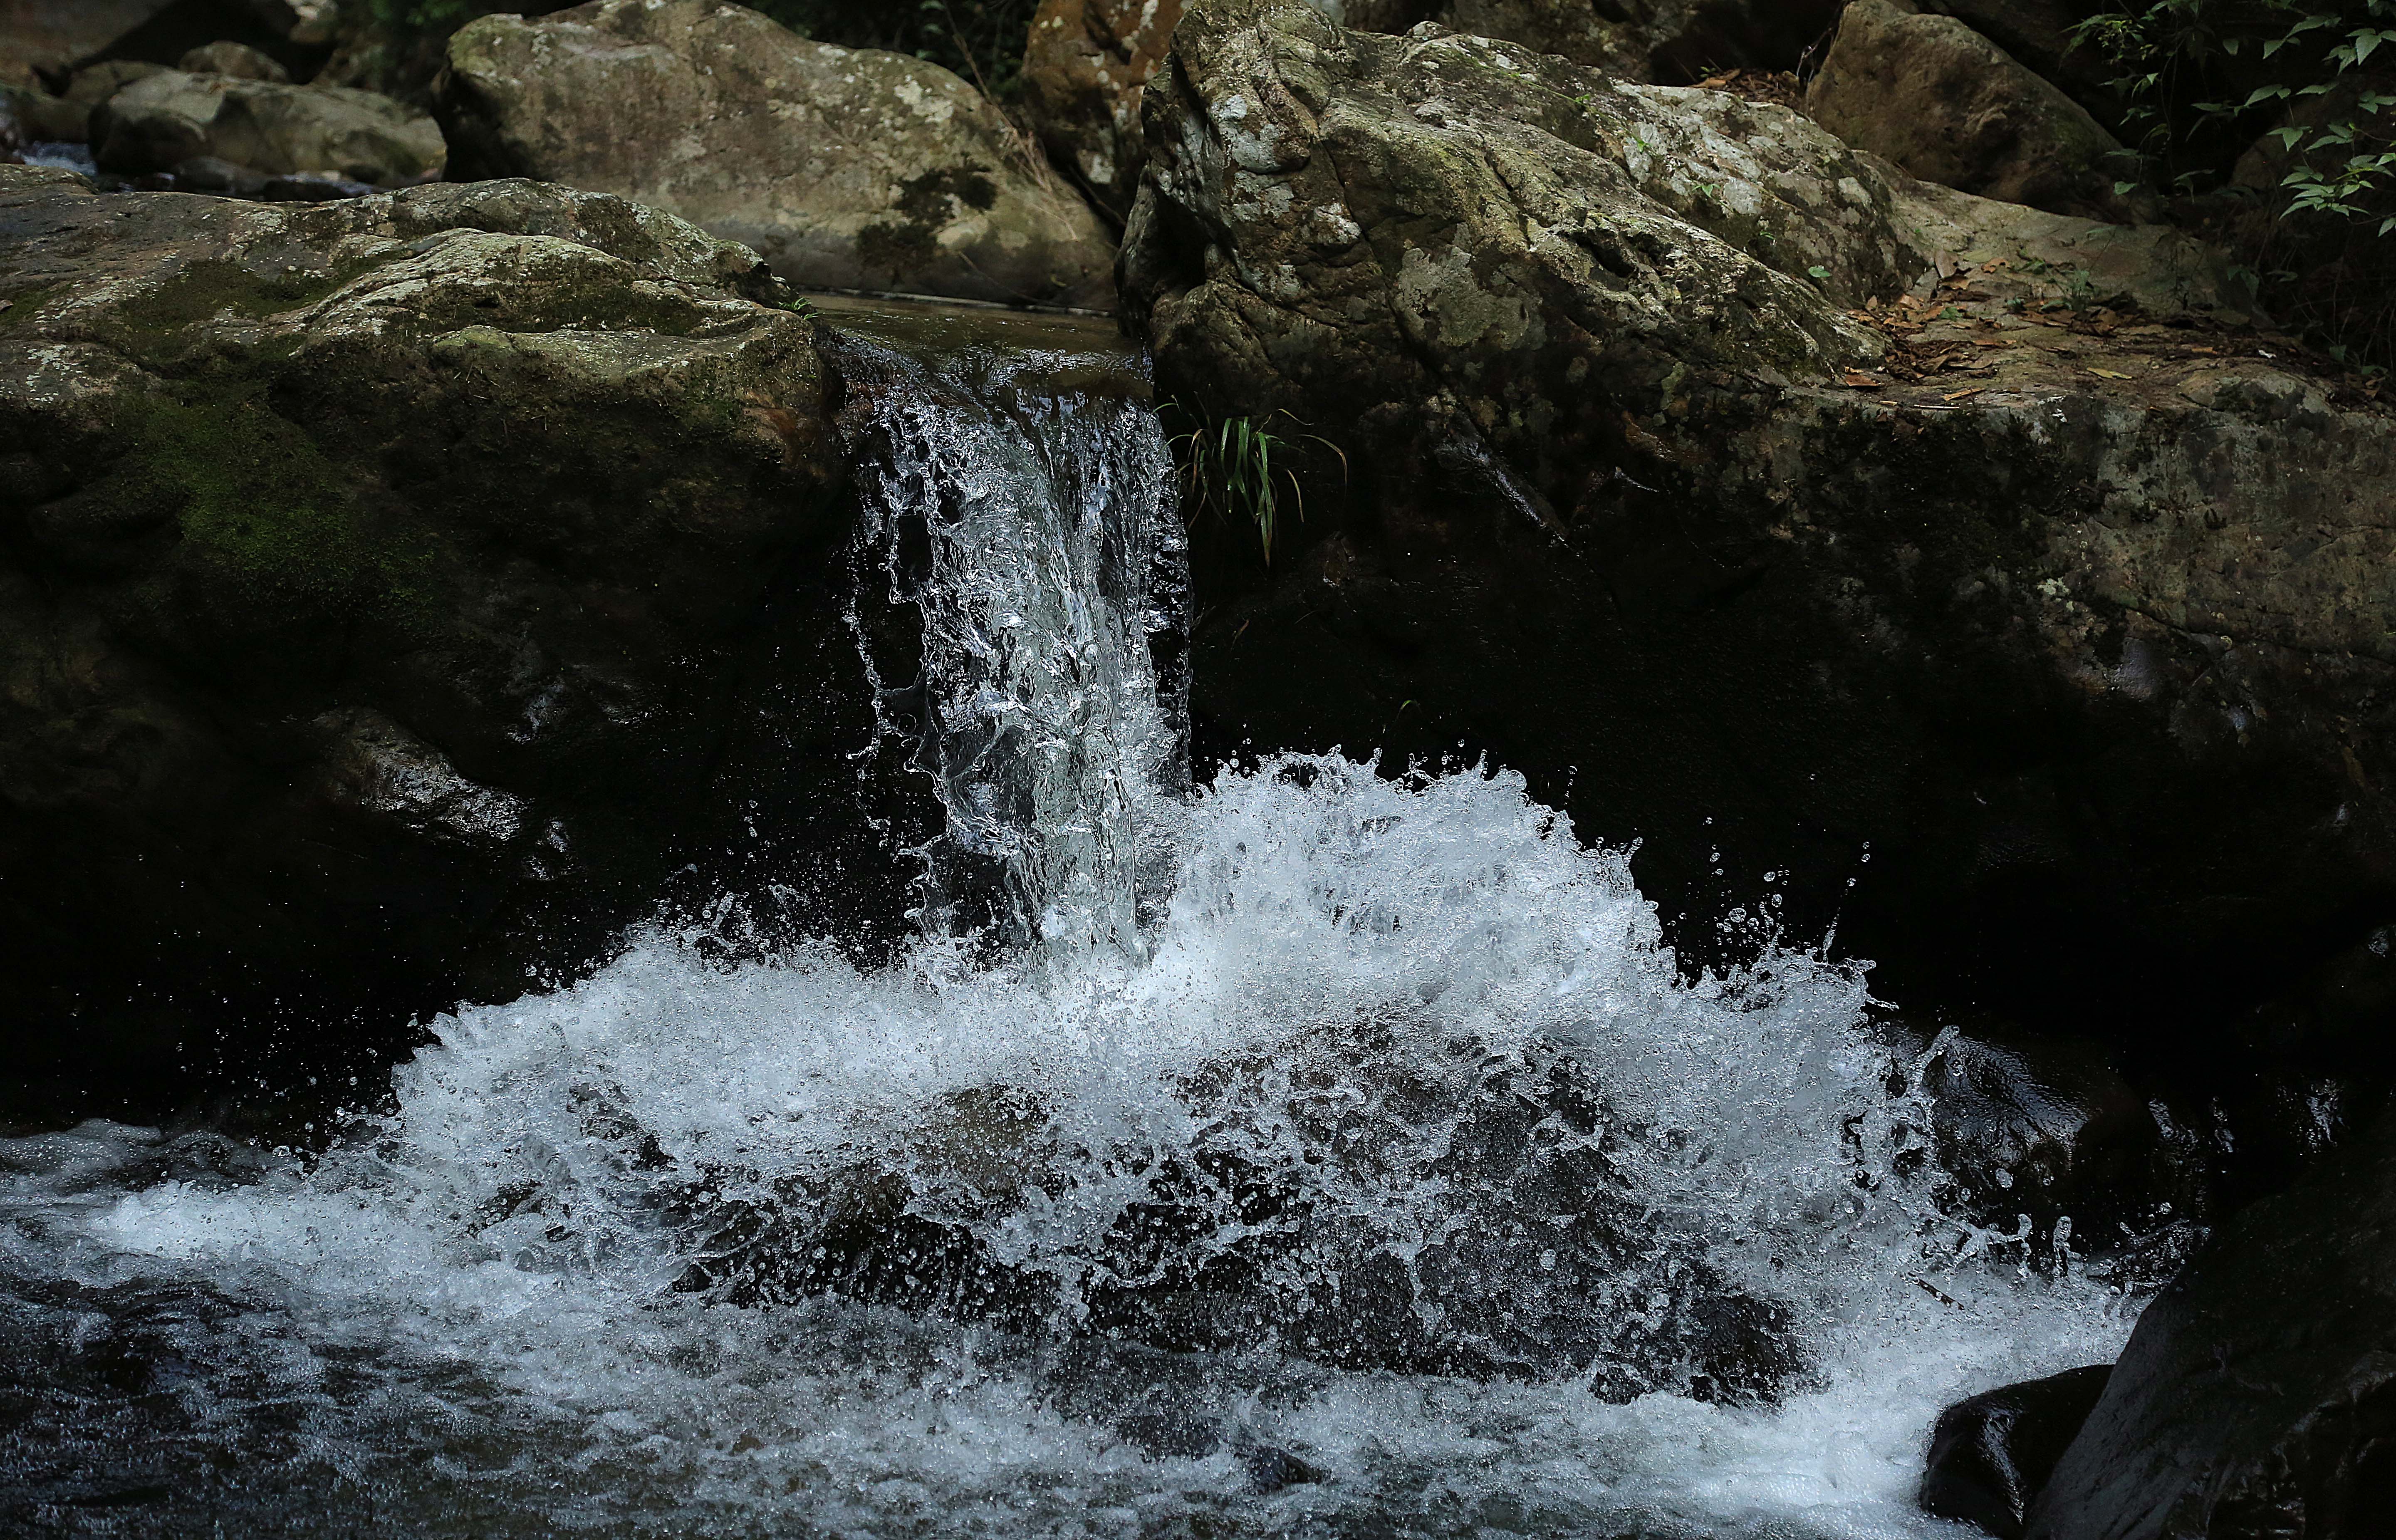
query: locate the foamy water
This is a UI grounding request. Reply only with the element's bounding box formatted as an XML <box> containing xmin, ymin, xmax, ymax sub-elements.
<box><xmin>2</xmin><ymin>757</ymin><xmax>2133</xmax><ymax>1537</ymax></box>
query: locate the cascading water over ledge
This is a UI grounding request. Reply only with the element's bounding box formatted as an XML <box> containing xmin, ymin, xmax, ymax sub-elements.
<box><xmin>0</xmin><ymin>299</ymin><xmax>2139</xmax><ymax>1540</ymax></box>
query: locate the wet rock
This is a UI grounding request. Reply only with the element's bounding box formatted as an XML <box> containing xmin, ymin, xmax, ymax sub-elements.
<box><xmin>0</xmin><ymin>167</ymin><xmax>920</xmax><ymax>1117</ymax></box>
<box><xmin>2027</xmin><ymin>1118</ymin><xmax>2396</xmax><ymax>1539</ymax></box>
<box><xmin>1806</xmin><ymin>0</ymin><xmax>2133</xmax><ymax>221</ymax></box>
<box><xmin>92</xmin><ymin>70</ymin><xmax>443</xmax><ymax>184</ymax></box>
<box><xmin>441</xmin><ymin>0</ymin><xmax>1115</xmax><ymax>309</ymax></box>
<box><xmin>178</xmin><ymin>41</ymin><xmax>290</xmax><ymax>82</ymax></box>
<box><xmin>1021</xmin><ymin>0</ymin><xmax>1186</xmax><ymax>221</ymax></box>
<box><xmin>168</xmin><ymin>154</ymin><xmax>268</xmax><ymax>195</ymax></box>
<box><xmin>668</xmin><ymin>1024</ymin><xmax>1809</xmax><ymax>1400</ymax></box>
<box><xmin>1922</xmin><ymin>1364</ymin><xmax>2112</xmax><ymax>1538</ymax></box>
<box><xmin>1920</xmin><ymin>1029</ymin><xmax>2185</xmax><ymax>1240</ymax></box>
<box><xmin>1125</xmin><ymin>0</ymin><xmax>2396</xmax><ymax>1109</ymax></box>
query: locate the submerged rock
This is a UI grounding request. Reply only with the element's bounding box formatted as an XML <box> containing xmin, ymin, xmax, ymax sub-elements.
<box><xmin>2028</xmin><ymin>1119</ymin><xmax>2396</xmax><ymax>1539</ymax></box>
<box><xmin>1125</xmin><ymin>0</ymin><xmax>2395</xmax><ymax>1112</ymax></box>
<box><xmin>442</xmin><ymin>0</ymin><xmax>1116</xmax><ymax>308</ymax></box>
<box><xmin>664</xmin><ymin>1022</ymin><xmax>1809</xmax><ymax>1399</ymax></box>
<box><xmin>92</xmin><ymin>69</ymin><xmax>443</xmax><ymax>185</ymax></box>
<box><xmin>1922</xmin><ymin>1364</ymin><xmax>2112</xmax><ymax>1538</ymax></box>
<box><xmin>0</xmin><ymin>167</ymin><xmax>918</xmax><ymax>1116</ymax></box>
<box><xmin>1806</xmin><ymin>0</ymin><xmax>2135</xmax><ymax>222</ymax></box>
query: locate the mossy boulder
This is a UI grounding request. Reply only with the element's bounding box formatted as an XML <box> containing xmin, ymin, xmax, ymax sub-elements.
<box><xmin>441</xmin><ymin>0</ymin><xmax>1116</xmax><ymax>309</ymax></box>
<box><xmin>0</xmin><ymin>167</ymin><xmax>918</xmax><ymax>1118</ymax></box>
<box><xmin>1125</xmin><ymin>1</ymin><xmax>2396</xmax><ymax>1125</ymax></box>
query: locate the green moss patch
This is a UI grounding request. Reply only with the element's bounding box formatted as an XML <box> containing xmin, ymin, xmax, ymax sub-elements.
<box><xmin>109</xmin><ymin>380</ymin><xmax>441</xmax><ymax>623</ymax></box>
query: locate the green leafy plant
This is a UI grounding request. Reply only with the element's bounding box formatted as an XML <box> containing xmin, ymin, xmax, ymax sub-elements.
<box><xmin>1178</xmin><ymin>415</ymin><xmax>1346</xmax><ymax>566</ymax></box>
<box><xmin>2075</xmin><ymin>1</ymin><xmax>2394</xmax><ymax>227</ymax></box>
<box><xmin>2077</xmin><ymin>1</ymin><xmax>2394</xmax><ymax>363</ymax></box>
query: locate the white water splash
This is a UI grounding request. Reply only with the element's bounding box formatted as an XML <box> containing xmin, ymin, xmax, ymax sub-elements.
<box><xmin>5</xmin><ymin>757</ymin><xmax>2132</xmax><ymax>1537</ymax></box>
<box><xmin>0</xmin><ymin>309</ymin><xmax>2135</xmax><ymax>1537</ymax></box>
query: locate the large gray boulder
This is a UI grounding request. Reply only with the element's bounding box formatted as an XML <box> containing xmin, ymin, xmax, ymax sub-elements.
<box><xmin>92</xmin><ymin>69</ymin><xmax>445</xmax><ymax>183</ymax></box>
<box><xmin>443</xmin><ymin>0</ymin><xmax>1116</xmax><ymax>308</ymax></box>
<box><xmin>1806</xmin><ymin>0</ymin><xmax>2134</xmax><ymax>221</ymax></box>
<box><xmin>1123</xmin><ymin>1</ymin><xmax>2396</xmax><ymax>1117</ymax></box>
<box><xmin>0</xmin><ymin>166</ymin><xmax>916</xmax><ymax>1115</ymax></box>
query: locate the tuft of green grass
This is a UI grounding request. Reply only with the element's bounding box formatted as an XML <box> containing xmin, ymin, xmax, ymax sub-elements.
<box><xmin>1178</xmin><ymin>416</ymin><xmax>1345</xmax><ymax>565</ymax></box>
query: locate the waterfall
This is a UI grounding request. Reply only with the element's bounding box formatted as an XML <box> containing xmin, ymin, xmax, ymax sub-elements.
<box><xmin>829</xmin><ymin>320</ymin><xmax>1186</xmax><ymax>958</ymax></box>
<box><xmin>0</xmin><ymin>305</ymin><xmax>2138</xmax><ymax>1540</ymax></box>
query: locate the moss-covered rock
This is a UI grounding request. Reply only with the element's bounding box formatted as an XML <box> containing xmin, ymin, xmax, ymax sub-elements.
<box><xmin>1124</xmin><ymin>1</ymin><xmax>2396</xmax><ymax>1120</ymax></box>
<box><xmin>0</xmin><ymin>167</ymin><xmax>915</xmax><ymax>1118</ymax></box>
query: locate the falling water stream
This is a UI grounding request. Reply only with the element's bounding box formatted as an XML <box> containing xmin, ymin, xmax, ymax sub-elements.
<box><xmin>0</xmin><ymin>301</ymin><xmax>2138</xmax><ymax>1538</ymax></box>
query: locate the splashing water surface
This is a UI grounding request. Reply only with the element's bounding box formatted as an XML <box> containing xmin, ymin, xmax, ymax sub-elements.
<box><xmin>0</xmin><ymin>302</ymin><xmax>2135</xmax><ymax>1538</ymax></box>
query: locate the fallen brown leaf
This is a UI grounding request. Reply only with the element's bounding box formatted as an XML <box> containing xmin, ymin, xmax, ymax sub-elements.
<box><xmin>1842</xmin><ymin>371</ymin><xmax>1883</xmax><ymax>389</ymax></box>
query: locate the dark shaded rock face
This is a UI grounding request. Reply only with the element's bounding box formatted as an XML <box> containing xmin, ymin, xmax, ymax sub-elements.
<box><xmin>1920</xmin><ymin>1030</ymin><xmax>2190</xmax><ymax>1246</ymax></box>
<box><xmin>1122</xmin><ymin>0</ymin><xmax>2396</xmax><ymax>1114</ymax></box>
<box><xmin>1924</xmin><ymin>1364</ymin><xmax>2113</xmax><ymax>1538</ymax></box>
<box><xmin>1022</xmin><ymin>0</ymin><xmax>1186</xmax><ymax>223</ymax></box>
<box><xmin>2028</xmin><ymin>1123</ymin><xmax>2396</xmax><ymax>1539</ymax></box>
<box><xmin>0</xmin><ymin>168</ymin><xmax>924</xmax><ymax>1120</ymax></box>
<box><xmin>1806</xmin><ymin>0</ymin><xmax>2133</xmax><ymax>222</ymax></box>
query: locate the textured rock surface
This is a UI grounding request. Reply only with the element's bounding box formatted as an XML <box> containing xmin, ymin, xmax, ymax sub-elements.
<box><xmin>1020</xmin><ymin>0</ymin><xmax>1863</xmax><ymax>222</ymax></box>
<box><xmin>444</xmin><ymin>0</ymin><xmax>1116</xmax><ymax>308</ymax></box>
<box><xmin>2028</xmin><ymin>1122</ymin><xmax>2396</xmax><ymax>1539</ymax></box>
<box><xmin>1124</xmin><ymin>0</ymin><xmax>2396</xmax><ymax>1090</ymax></box>
<box><xmin>1923</xmin><ymin>1364</ymin><xmax>2114</xmax><ymax>1538</ymax></box>
<box><xmin>1807</xmin><ymin>0</ymin><xmax>2131</xmax><ymax>222</ymax></box>
<box><xmin>0</xmin><ymin>167</ymin><xmax>917</xmax><ymax>1117</ymax></box>
<box><xmin>92</xmin><ymin>69</ymin><xmax>445</xmax><ymax>184</ymax></box>
<box><xmin>1022</xmin><ymin>0</ymin><xmax>1187</xmax><ymax>220</ymax></box>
